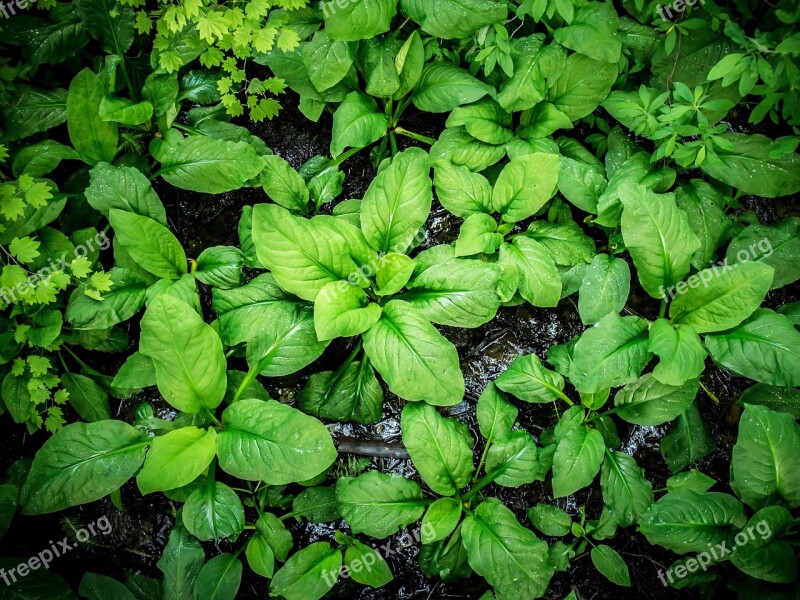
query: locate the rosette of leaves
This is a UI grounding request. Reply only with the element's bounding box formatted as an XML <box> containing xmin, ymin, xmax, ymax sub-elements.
<box><xmin>252</xmin><ymin>147</ymin><xmax>505</xmax><ymax>411</ymax></box>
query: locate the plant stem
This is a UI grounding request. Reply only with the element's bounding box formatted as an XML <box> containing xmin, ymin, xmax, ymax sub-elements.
<box><xmin>394</xmin><ymin>127</ymin><xmax>436</xmax><ymax>145</ymax></box>
<box><xmin>659</xmin><ymin>299</ymin><xmax>668</xmax><ymax>319</ymax></box>
<box><xmin>331</xmin><ymin>146</ymin><xmax>362</xmax><ymax>167</ymax></box>
<box><xmin>389</xmin><ymin>130</ymin><xmax>399</xmax><ymax>156</ymax></box>
<box><xmin>232</xmin><ymin>366</ymin><xmax>260</xmax><ymax>404</ymax></box>
<box><xmin>699</xmin><ymin>381</ymin><xmax>720</xmax><ymax>404</ymax></box>
<box><xmin>204</xmin><ymin>408</ymin><xmax>222</xmax><ymax>428</ymax></box>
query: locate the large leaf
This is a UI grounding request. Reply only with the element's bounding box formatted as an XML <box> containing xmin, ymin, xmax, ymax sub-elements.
<box><xmin>669</xmin><ymin>262</ymin><xmax>774</xmax><ymax>333</ymax></box>
<box><xmin>620</xmin><ymin>184</ymin><xmax>700</xmax><ymax>299</ymax></box>
<box><xmin>485</xmin><ymin>430</ymin><xmax>542</xmax><ymax>487</ymax></box>
<box><xmin>151</xmin><ymin>135</ymin><xmax>265</xmax><ymax>194</ymax></box>
<box><xmin>701</xmin><ymin>133</ymin><xmax>800</xmax><ymax>198</ymax></box>
<box><xmin>76</xmin><ymin>0</ymin><xmax>134</xmax><ymax>55</ymax></box>
<box><xmin>499</xmin><ymin>237</ymin><xmax>562</xmax><ymax>307</ymax></box>
<box><xmin>401</xmin><ymin>0</ymin><xmax>506</xmax><ymax>39</ymax></box>
<box><xmin>639</xmin><ymin>490</ymin><xmax>747</xmax><ymax>554</ymax></box>
<box><xmin>298</xmin><ymin>358</ymin><xmax>383</xmax><ymax>424</ymax></box>
<box><xmin>252</xmin><ymin>204</ymin><xmax>358</xmax><ymax>301</ymax></box>
<box><xmin>601</xmin><ymin>450</ymin><xmax>653</xmax><ymax>527</ymax></box>
<box><xmin>67</xmin><ymin>68</ymin><xmax>117</xmax><ymax>164</ymax></box>
<box><xmin>314</xmin><ymin>282</ymin><xmax>382</xmax><ymax>340</ymax></box>
<box><xmin>157</xmin><ymin>522</ymin><xmax>205</xmax><ymax>600</ymax></box>
<box><xmin>85</xmin><ymin>162</ymin><xmax>167</xmax><ymax>225</ymax></box>
<box><xmin>552</xmin><ymin>425</ymin><xmax>605</xmax><ymax>497</ymax></box>
<box><xmin>137</xmin><ymin>427</ymin><xmax>217</xmax><ymax>495</ymax></box>
<box><xmin>323</xmin><ymin>0</ymin><xmax>397</xmax><ymax>41</ymax></box>
<box><xmin>730</xmin><ymin>506</ymin><xmax>797</xmax><ymax>583</ymax></box>
<box><xmin>260</xmin><ymin>155</ymin><xmax>310</xmax><ymax>213</ymax></box>
<box><xmin>183</xmin><ymin>480</ymin><xmax>244</xmax><ymax>541</ymax></box>
<box><xmin>361</xmin><ymin>147</ymin><xmax>432</xmax><ymax>253</ymax></box>
<box><xmin>548</xmin><ymin>54</ymin><xmax>617</xmax><ymax>120</ymax></box>
<box><xmin>648</xmin><ymin>319</ymin><xmax>707</xmax><ymax>386</ymax></box>
<box><xmin>193</xmin><ymin>553</ymin><xmax>241</xmax><ymax>600</ymax></box>
<box><xmin>492</xmin><ymin>153</ymin><xmax>559</xmax><ymax>223</ymax></box>
<box><xmin>139</xmin><ymin>295</ymin><xmax>227</xmax><ymax>413</ymax></box>
<box><xmin>0</xmin><ymin>86</ymin><xmax>68</xmax><ymax>142</ymax></box>
<box><xmin>476</xmin><ymin>383</ymin><xmax>517</xmax><ymax>442</ymax></box>
<box><xmin>61</xmin><ymin>372</ymin><xmax>111</xmax><ymax>422</ymax></box>
<box><xmin>704</xmin><ymin>309</ymin><xmax>800</xmax><ymax>387</ymax></box>
<box><xmin>67</xmin><ymin>268</ymin><xmax>149</xmax><ymax>330</ymax></box>
<box><xmin>21</xmin><ymin>420</ymin><xmax>148</xmax><ymax>514</ymax></box>
<box><xmin>614</xmin><ymin>375</ymin><xmax>699</xmax><ymax>426</ymax></box>
<box><xmin>363</xmin><ymin>300</ymin><xmax>464</xmax><ymax>406</ymax></box>
<box><xmin>433</xmin><ymin>160</ymin><xmax>492</xmax><ymax>218</ymax></box>
<box><xmin>731</xmin><ymin>404</ymin><xmax>800</xmax><ymax>510</ymax></box>
<box><xmin>494</xmin><ymin>354</ymin><xmax>565</xmax><ymax>403</ymax></box>
<box><xmin>660</xmin><ymin>403</ymin><xmax>715</xmax><ymax>473</ymax></box>
<box><xmin>578</xmin><ymin>254</ymin><xmax>630</xmax><ymax>325</ymax></box>
<box><xmin>301</xmin><ymin>30</ymin><xmax>356</xmax><ymax>92</ymax></box>
<box><xmin>497</xmin><ymin>36</ymin><xmax>558</xmax><ymax>113</ymax></box>
<box><xmin>553</xmin><ymin>3</ymin><xmax>621</xmax><ymax>63</ymax></box>
<box><xmin>412</xmin><ymin>63</ymin><xmax>493</xmax><ymax>113</ymax></box>
<box><xmin>109</xmin><ymin>209</ymin><xmax>186</xmax><ymax>280</ymax></box>
<box><xmin>402</xmin><ymin>403</ymin><xmax>474</xmax><ymax>496</ymax></box>
<box><xmin>569</xmin><ymin>313</ymin><xmax>652</xmax><ymax>393</ymax></box>
<box><xmin>725</xmin><ymin>218</ymin><xmax>800</xmax><ymax>290</ymax></box>
<box><xmin>330</xmin><ymin>92</ymin><xmax>388</xmax><ymax>157</ymax></box>
<box><xmin>216</xmin><ymin>399</ymin><xmax>337</xmax><ymax>484</ymax></box>
<box><xmin>675</xmin><ymin>180</ymin><xmax>730</xmax><ymax>269</ymax></box>
<box><xmin>336</xmin><ymin>471</ymin><xmax>427</xmax><ymax>539</ymax></box>
<box><xmin>461</xmin><ymin>498</ymin><xmax>551</xmax><ymax>599</ymax></box>
<box><xmin>270</xmin><ymin>542</ymin><xmax>342</xmax><ymax>600</ymax></box>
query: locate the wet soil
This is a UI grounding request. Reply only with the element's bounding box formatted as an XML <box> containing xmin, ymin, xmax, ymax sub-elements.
<box><xmin>1</xmin><ymin>94</ymin><xmax>798</xmax><ymax>600</ymax></box>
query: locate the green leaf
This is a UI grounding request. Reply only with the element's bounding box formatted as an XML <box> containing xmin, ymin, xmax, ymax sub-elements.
<box><xmin>323</xmin><ymin>0</ymin><xmax>397</xmax><ymax>41</ymax></box>
<box><xmin>725</xmin><ymin>218</ymin><xmax>800</xmax><ymax>289</ymax></box>
<box><xmin>61</xmin><ymin>373</ymin><xmax>111</xmax><ymax>422</ymax></box>
<box><xmin>195</xmin><ymin>246</ymin><xmax>244</xmax><ymax>289</ymax></box>
<box><xmin>362</xmin><ymin>300</ymin><xmax>464</xmax><ymax>406</ymax></box>
<box><xmin>99</xmin><ymin>96</ymin><xmax>154</xmax><ymax>125</ymax></box>
<box><xmin>600</xmin><ymin>450</ymin><xmax>653</xmax><ymax>527</ymax></box>
<box><xmin>454</xmin><ymin>214</ymin><xmax>502</xmax><ymax>257</ymax></box>
<box><xmin>330</xmin><ymin>92</ymin><xmax>388</xmax><ymax>157</ymax></box>
<box><xmin>421</xmin><ymin>497</ymin><xmax>462</xmax><ymax>543</ymax></box>
<box><xmin>527</xmin><ymin>504</ymin><xmax>572</xmax><ymax>537</ymax></box>
<box><xmin>0</xmin><ymin>86</ymin><xmax>68</xmax><ymax>142</ymax></box>
<box><xmin>701</xmin><ymin>133</ymin><xmax>800</xmax><ymax>198</ymax></box>
<box><xmin>639</xmin><ymin>490</ymin><xmax>747</xmax><ymax>554</ymax></box>
<box><xmin>336</xmin><ymin>471</ymin><xmax>426</xmax><ymax>539</ymax></box>
<box><xmin>402</xmin><ymin>258</ymin><xmax>501</xmax><ymax>327</ymax></box>
<box><xmin>661</xmin><ymin>403</ymin><xmax>715</xmax><ymax>473</ymax></box>
<box><xmin>151</xmin><ymin>134</ymin><xmax>265</xmax><ymax>194</ymax></box>
<box><xmin>12</xmin><ymin>141</ymin><xmax>79</xmax><ymax>178</ymax></box>
<box><xmin>705</xmin><ymin>309</ymin><xmax>800</xmax><ymax>387</ymax></box>
<box><xmin>620</xmin><ymin>184</ymin><xmax>700</xmax><ymax>299</ymax></box>
<box><xmin>255</xmin><ymin>512</ymin><xmax>293</xmax><ymax>562</ymax></box>
<box><xmin>260</xmin><ymin>155</ymin><xmax>310</xmax><ymax>213</ymax></box>
<box><xmin>648</xmin><ymin>319</ymin><xmax>707</xmax><ymax>386</ymax></box>
<box><xmin>361</xmin><ymin>147</ymin><xmax>431</xmax><ymax>253</ymax></box>
<box><xmin>524</xmin><ymin>220</ymin><xmax>595</xmax><ymax>266</ymax></box>
<box><xmin>614</xmin><ymin>375</ymin><xmax>699</xmax><ymax>427</ymax></box>
<box><xmin>497</xmin><ymin>36</ymin><xmax>558</xmax><ymax>113</ymax></box>
<box><xmin>461</xmin><ymin>498</ymin><xmax>552</xmax><ymax>599</ymax></box>
<box><xmin>485</xmin><ymin>430</ymin><xmax>542</xmax><ymax>487</ymax></box>
<box><xmin>136</xmin><ymin>427</ymin><xmax>216</xmax><ymax>495</ymax></box>
<box><xmin>569</xmin><ymin>313</ymin><xmax>652</xmax><ymax>393</ymax></box>
<box><xmin>80</xmin><ymin>573</ymin><xmax>137</xmax><ymax>600</ymax></box>
<box><xmin>291</xmin><ymin>487</ymin><xmax>341</xmax><ymax>523</ymax></box>
<box><xmin>375</xmin><ymin>252</ymin><xmax>415</xmax><ymax>295</ymax></box>
<box><xmin>67</xmin><ymin>268</ymin><xmax>149</xmax><ymax>330</ymax></box>
<box><xmin>492</xmin><ymin>153</ymin><xmax>559</xmax><ymax>223</ymax></box>
<box><xmin>548</xmin><ymin>53</ymin><xmax>618</xmax><ymax>120</ymax></box>
<box><xmin>590</xmin><ymin>545</ymin><xmax>630</xmax><ymax>587</ymax></box>
<box><xmin>730</xmin><ymin>505</ymin><xmax>797</xmax><ymax>583</ymax></box>
<box><xmin>314</xmin><ymin>282</ymin><xmax>382</xmax><ymax>341</ymax></box>
<box><xmin>412</xmin><ymin>62</ymin><xmax>493</xmax><ymax>113</ymax></box>
<box><xmin>359</xmin><ymin>37</ymin><xmax>402</xmax><ymax>98</ymax></box>
<box><xmin>675</xmin><ymin>180</ymin><xmax>730</xmax><ymax>270</ymax></box>
<box><xmin>400</xmin><ymin>0</ymin><xmax>506</xmax><ymax>39</ymax></box>
<box><xmin>302</xmin><ymin>30</ymin><xmax>356</xmax><ymax>92</ymax></box>
<box><xmin>344</xmin><ymin>539</ymin><xmax>394</xmax><ymax>587</ymax></box>
<box><xmin>139</xmin><ymin>294</ymin><xmax>227</xmax><ymax>413</ymax></box>
<box><xmin>85</xmin><ymin>162</ymin><xmax>167</xmax><ymax>225</ymax></box>
<box><xmin>252</xmin><ymin>204</ymin><xmax>358</xmax><ymax>301</ymax></box>
<box><xmin>298</xmin><ymin>358</ymin><xmax>384</xmax><ymax>425</ymax></box>
<box><xmin>183</xmin><ymin>479</ymin><xmax>244</xmax><ymax>541</ymax></box>
<box><xmin>739</xmin><ymin>383</ymin><xmax>800</xmax><ymax>419</ymax></box>
<box><xmin>494</xmin><ymin>354</ymin><xmax>566</xmax><ymax>403</ymax></box>
<box><xmin>669</xmin><ymin>262</ymin><xmax>774</xmax><ymax>333</ymax></box>
<box><xmin>433</xmin><ymin>160</ymin><xmax>492</xmax><ymax>218</ymax></box>
<box><xmin>247</xmin><ymin>533</ymin><xmax>275</xmax><ymax>579</ymax></box>
<box><xmin>430</xmin><ymin>127</ymin><xmax>506</xmax><ymax>172</ymax></box>
<box><xmin>578</xmin><ymin>254</ymin><xmax>630</xmax><ymax>325</ymax></box>
<box><xmin>476</xmin><ymin>383</ymin><xmax>518</xmax><ymax>442</ymax></box>
<box><xmin>193</xmin><ymin>554</ymin><xmax>241</xmax><ymax>600</ymax></box>
<box><xmin>731</xmin><ymin>404</ymin><xmax>800</xmax><ymax>510</ymax></box>
<box><xmin>109</xmin><ymin>209</ymin><xmax>186</xmax><ymax>280</ymax></box>
<box><xmin>157</xmin><ymin>521</ymin><xmax>205</xmax><ymax>600</ymax></box>
<box><xmin>552</xmin><ymin>425</ymin><xmax>605</xmax><ymax>497</ymax></box>
<box><xmin>270</xmin><ymin>542</ymin><xmax>342</xmax><ymax>600</ymax></box>
<box><xmin>217</xmin><ymin>399</ymin><xmax>337</xmax><ymax>484</ymax></box>
<box><xmin>446</xmin><ymin>99</ymin><xmax>512</xmax><ymax>145</ymax></box>
<box><xmin>76</xmin><ymin>0</ymin><xmax>134</xmax><ymax>55</ymax></box>
<box><xmin>402</xmin><ymin>403</ymin><xmax>474</xmax><ymax>496</ymax></box>
<box><xmin>21</xmin><ymin>420</ymin><xmax>148</xmax><ymax>514</ymax></box>
<box><xmin>666</xmin><ymin>470</ymin><xmax>716</xmax><ymax>493</ymax></box>
<box><xmin>499</xmin><ymin>237</ymin><xmax>562</xmax><ymax>307</ymax></box>
<box><xmin>553</xmin><ymin>3</ymin><xmax>622</xmax><ymax>63</ymax></box>
<box><xmin>67</xmin><ymin>68</ymin><xmax>117</xmax><ymax>165</ymax></box>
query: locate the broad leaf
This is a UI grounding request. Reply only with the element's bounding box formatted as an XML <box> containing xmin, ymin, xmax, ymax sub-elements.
<box><xmin>614</xmin><ymin>375</ymin><xmax>699</xmax><ymax>426</ymax></box>
<box><xmin>552</xmin><ymin>425</ymin><xmax>605</xmax><ymax>497</ymax></box>
<box><xmin>137</xmin><ymin>427</ymin><xmax>217</xmax><ymax>495</ymax></box>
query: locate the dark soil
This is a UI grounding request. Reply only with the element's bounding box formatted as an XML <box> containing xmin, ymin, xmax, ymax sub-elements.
<box><xmin>1</xmin><ymin>93</ymin><xmax>798</xmax><ymax>600</ymax></box>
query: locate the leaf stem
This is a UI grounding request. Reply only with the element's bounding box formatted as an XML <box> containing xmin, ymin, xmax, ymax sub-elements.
<box><xmin>699</xmin><ymin>381</ymin><xmax>720</xmax><ymax>404</ymax></box>
<box><xmin>232</xmin><ymin>366</ymin><xmax>260</xmax><ymax>404</ymax></box>
<box><xmin>394</xmin><ymin>127</ymin><xmax>436</xmax><ymax>145</ymax></box>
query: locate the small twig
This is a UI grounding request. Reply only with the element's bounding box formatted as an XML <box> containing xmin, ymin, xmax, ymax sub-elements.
<box><xmin>336</xmin><ymin>436</ymin><xmax>410</xmax><ymax>460</ymax></box>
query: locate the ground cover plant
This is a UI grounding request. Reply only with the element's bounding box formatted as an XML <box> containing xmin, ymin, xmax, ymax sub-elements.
<box><xmin>0</xmin><ymin>0</ymin><xmax>799</xmax><ymax>598</ymax></box>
